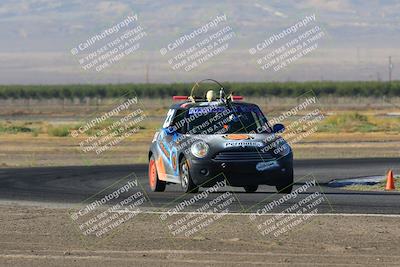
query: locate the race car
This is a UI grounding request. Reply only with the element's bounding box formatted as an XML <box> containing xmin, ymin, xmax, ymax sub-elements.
<box><xmin>148</xmin><ymin>79</ymin><xmax>293</xmax><ymax>194</ymax></box>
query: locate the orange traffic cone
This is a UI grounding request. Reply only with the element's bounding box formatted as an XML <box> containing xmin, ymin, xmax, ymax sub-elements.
<box><xmin>385</xmin><ymin>169</ymin><xmax>395</xmax><ymax>190</ymax></box>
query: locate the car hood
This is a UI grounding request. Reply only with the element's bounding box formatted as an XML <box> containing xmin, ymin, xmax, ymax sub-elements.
<box><xmin>190</xmin><ymin>133</ymin><xmax>283</xmax><ymax>152</ymax></box>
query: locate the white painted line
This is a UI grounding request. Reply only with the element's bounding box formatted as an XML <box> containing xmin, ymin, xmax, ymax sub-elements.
<box><xmin>110</xmin><ymin>210</ymin><xmax>400</xmax><ymax>218</ymax></box>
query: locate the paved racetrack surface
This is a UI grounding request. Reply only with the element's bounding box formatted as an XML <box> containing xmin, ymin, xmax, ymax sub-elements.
<box><xmin>0</xmin><ymin>158</ymin><xmax>399</xmax><ymax>214</ymax></box>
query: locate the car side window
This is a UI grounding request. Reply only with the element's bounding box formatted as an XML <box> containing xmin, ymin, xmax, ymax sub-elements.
<box><xmin>162</xmin><ymin>109</ymin><xmax>175</xmax><ymax>128</ymax></box>
<box><xmin>171</xmin><ymin>109</ymin><xmax>187</xmax><ymax>134</ymax></box>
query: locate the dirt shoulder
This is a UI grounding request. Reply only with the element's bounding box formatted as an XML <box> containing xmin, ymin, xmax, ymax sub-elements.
<box><xmin>0</xmin><ymin>204</ymin><xmax>399</xmax><ymax>266</ymax></box>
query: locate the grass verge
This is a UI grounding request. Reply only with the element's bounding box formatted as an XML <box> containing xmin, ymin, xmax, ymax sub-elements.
<box><xmin>343</xmin><ymin>177</ymin><xmax>400</xmax><ymax>192</ymax></box>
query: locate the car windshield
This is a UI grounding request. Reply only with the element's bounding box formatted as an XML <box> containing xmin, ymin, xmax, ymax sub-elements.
<box><xmin>183</xmin><ymin>105</ymin><xmax>271</xmax><ymax>134</ymax></box>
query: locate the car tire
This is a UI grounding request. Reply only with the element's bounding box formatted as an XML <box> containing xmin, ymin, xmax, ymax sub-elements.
<box><xmin>243</xmin><ymin>185</ymin><xmax>258</xmax><ymax>193</ymax></box>
<box><xmin>276</xmin><ymin>171</ymin><xmax>294</xmax><ymax>194</ymax></box>
<box><xmin>149</xmin><ymin>155</ymin><xmax>166</xmax><ymax>192</ymax></box>
<box><xmin>180</xmin><ymin>157</ymin><xmax>199</xmax><ymax>193</ymax></box>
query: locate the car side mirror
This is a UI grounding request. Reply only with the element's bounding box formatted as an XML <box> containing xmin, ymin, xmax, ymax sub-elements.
<box><xmin>273</xmin><ymin>123</ymin><xmax>285</xmax><ymax>133</ymax></box>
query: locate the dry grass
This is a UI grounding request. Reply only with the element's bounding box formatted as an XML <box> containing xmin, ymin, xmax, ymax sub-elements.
<box><xmin>343</xmin><ymin>177</ymin><xmax>400</xmax><ymax>192</ymax></box>
<box><xmin>0</xmin><ymin>131</ymin><xmax>399</xmax><ymax>168</ymax></box>
<box><xmin>0</xmin><ymin>97</ymin><xmax>399</xmax><ymax>167</ymax></box>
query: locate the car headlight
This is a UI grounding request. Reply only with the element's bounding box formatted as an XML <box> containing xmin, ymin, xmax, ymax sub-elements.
<box><xmin>191</xmin><ymin>141</ymin><xmax>209</xmax><ymax>158</ymax></box>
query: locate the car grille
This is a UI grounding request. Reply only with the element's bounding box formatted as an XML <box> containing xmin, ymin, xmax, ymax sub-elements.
<box><xmin>213</xmin><ymin>151</ymin><xmax>275</xmax><ymax>161</ymax></box>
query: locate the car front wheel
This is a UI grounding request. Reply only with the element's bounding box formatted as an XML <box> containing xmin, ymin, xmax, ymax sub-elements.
<box><xmin>180</xmin><ymin>157</ymin><xmax>199</xmax><ymax>193</ymax></box>
<box><xmin>244</xmin><ymin>185</ymin><xmax>258</xmax><ymax>193</ymax></box>
<box><xmin>276</xmin><ymin>171</ymin><xmax>294</xmax><ymax>194</ymax></box>
<box><xmin>276</xmin><ymin>183</ymin><xmax>293</xmax><ymax>194</ymax></box>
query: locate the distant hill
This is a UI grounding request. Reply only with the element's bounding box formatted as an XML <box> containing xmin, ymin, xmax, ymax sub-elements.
<box><xmin>0</xmin><ymin>0</ymin><xmax>398</xmax><ymax>83</ymax></box>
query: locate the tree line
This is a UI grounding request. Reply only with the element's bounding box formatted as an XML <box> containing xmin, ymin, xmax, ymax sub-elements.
<box><xmin>0</xmin><ymin>81</ymin><xmax>398</xmax><ymax>99</ymax></box>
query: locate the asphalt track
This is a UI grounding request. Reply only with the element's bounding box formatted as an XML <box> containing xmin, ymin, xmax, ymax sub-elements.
<box><xmin>0</xmin><ymin>158</ymin><xmax>399</xmax><ymax>214</ymax></box>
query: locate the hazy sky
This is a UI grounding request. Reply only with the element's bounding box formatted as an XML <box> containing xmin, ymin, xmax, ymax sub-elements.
<box><xmin>0</xmin><ymin>0</ymin><xmax>398</xmax><ymax>84</ymax></box>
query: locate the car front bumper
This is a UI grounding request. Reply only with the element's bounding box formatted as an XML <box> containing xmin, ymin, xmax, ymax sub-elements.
<box><xmin>188</xmin><ymin>153</ymin><xmax>293</xmax><ymax>187</ymax></box>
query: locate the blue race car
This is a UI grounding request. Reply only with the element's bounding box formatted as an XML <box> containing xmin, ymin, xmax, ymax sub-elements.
<box><xmin>148</xmin><ymin>80</ymin><xmax>293</xmax><ymax>193</ymax></box>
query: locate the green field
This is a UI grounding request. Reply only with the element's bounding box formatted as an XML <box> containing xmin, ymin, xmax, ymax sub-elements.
<box><xmin>0</xmin><ymin>81</ymin><xmax>399</xmax><ymax>99</ymax></box>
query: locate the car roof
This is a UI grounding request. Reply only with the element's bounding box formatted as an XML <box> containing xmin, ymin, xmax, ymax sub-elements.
<box><xmin>169</xmin><ymin>101</ymin><xmax>258</xmax><ymax>110</ymax></box>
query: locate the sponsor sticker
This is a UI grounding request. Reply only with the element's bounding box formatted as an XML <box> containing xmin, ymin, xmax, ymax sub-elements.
<box><xmin>223</xmin><ymin>134</ymin><xmax>251</xmax><ymax>140</ymax></box>
<box><xmin>256</xmin><ymin>161</ymin><xmax>279</xmax><ymax>171</ymax></box>
<box><xmin>224</xmin><ymin>141</ymin><xmax>264</xmax><ymax>148</ymax></box>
